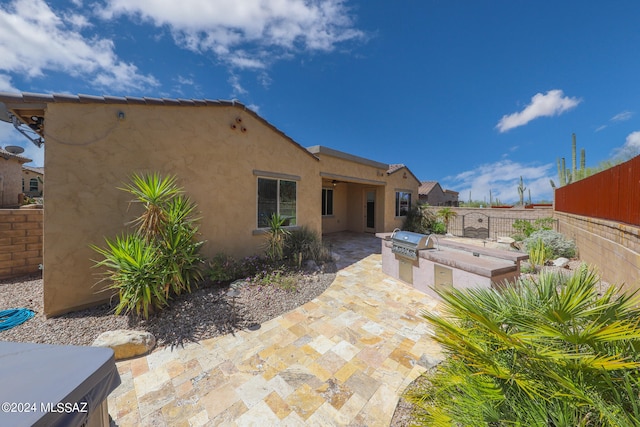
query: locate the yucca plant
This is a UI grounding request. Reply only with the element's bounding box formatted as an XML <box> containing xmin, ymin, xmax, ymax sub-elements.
<box><xmin>406</xmin><ymin>265</ymin><xmax>640</xmax><ymax>426</ymax></box>
<box><xmin>93</xmin><ymin>173</ymin><xmax>204</xmax><ymax>318</ymax></box>
<box><xmin>92</xmin><ymin>234</ymin><xmax>168</xmax><ymax>318</ymax></box>
<box><xmin>264</xmin><ymin>213</ymin><xmax>290</xmax><ymax>261</ymax></box>
<box><xmin>120</xmin><ymin>172</ymin><xmax>182</xmax><ymax>239</ymax></box>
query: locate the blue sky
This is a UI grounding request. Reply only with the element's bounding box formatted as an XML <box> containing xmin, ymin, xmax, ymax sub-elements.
<box><xmin>1</xmin><ymin>0</ymin><xmax>640</xmax><ymax>203</ymax></box>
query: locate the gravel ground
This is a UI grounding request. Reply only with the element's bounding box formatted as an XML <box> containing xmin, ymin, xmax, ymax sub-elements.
<box><xmin>0</xmin><ymin>266</ymin><xmax>337</xmax><ymax>349</ymax></box>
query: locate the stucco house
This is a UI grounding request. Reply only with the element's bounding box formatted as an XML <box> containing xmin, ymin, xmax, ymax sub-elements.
<box><xmin>0</xmin><ymin>146</ymin><xmax>31</xmax><ymax>207</ymax></box>
<box><xmin>22</xmin><ymin>165</ymin><xmax>44</xmax><ymax>197</ymax></box>
<box><xmin>418</xmin><ymin>181</ymin><xmax>459</xmax><ymax>206</ymax></box>
<box><xmin>0</xmin><ymin>92</ymin><xmax>419</xmax><ymax>316</ymax></box>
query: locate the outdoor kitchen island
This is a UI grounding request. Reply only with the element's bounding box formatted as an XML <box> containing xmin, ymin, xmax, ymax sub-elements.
<box><xmin>376</xmin><ymin>231</ymin><xmax>528</xmax><ymax>299</ymax></box>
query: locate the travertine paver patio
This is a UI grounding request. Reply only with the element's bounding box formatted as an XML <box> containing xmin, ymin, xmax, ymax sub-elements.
<box><xmin>108</xmin><ymin>233</ymin><xmax>443</xmax><ymax>426</ymax></box>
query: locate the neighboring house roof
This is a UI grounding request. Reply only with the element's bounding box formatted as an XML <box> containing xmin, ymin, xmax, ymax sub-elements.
<box><xmin>23</xmin><ymin>165</ymin><xmax>44</xmax><ymax>174</ymax></box>
<box><xmin>444</xmin><ymin>189</ymin><xmax>459</xmax><ymax>195</ymax></box>
<box><xmin>419</xmin><ymin>181</ymin><xmax>442</xmax><ymax>195</ymax></box>
<box><xmin>0</xmin><ymin>91</ymin><xmax>319</xmax><ymax>161</ymax></box>
<box><xmin>0</xmin><ymin>147</ymin><xmax>31</xmax><ymax>164</ymax></box>
<box><xmin>387</xmin><ymin>163</ymin><xmax>421</xmax><ymax>185</ymax></box>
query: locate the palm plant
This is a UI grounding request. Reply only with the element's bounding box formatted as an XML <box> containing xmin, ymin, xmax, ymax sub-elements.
<box><xmin>407</xmin><ymin>265</ymin><xmax>640</xmax><ymax>426</ymax></box>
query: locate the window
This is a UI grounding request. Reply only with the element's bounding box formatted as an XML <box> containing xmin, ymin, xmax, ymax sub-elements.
<box><xmin>257</xmin><ymin>178</ymin><xmax>297</xmax><ymax>228</ymax></box>
<box><xmin>29</xmin><ymin>178</ymin><xmax>38</xmax><ymax>192</ymax></box>
<box><xmin>22</xmin><ymin>178</ymin><xmax>25</xmax><ymax>192</ymax></box>
<box><xmin>395</xmin><ymin>191</ymin><xmax>411</xmax><ymax>217</ymax></box>
<box><xmin>322</xmin><ymin>188</ymin><xmax>334</xmax><ymax>216</ymax></box>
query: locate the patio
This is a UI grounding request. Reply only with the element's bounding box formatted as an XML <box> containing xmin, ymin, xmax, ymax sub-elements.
<box><xmin>108</xmin><ymin>232</ymin><xmax>443</xmax><ymax>426</ymax></box>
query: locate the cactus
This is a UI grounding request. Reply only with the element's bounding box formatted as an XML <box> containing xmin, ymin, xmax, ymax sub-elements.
<box><xmin>555</xmin><ymin>135</ymin><xmax>587</xmax><ymax>188</ymax></box>
<box><xmin>572</xmin><ymin>133</ymin><xmax>577</xmax><ymax>181</ymax></box>
<box><xmin>517</xmin><ymin>176</ymin><xmax>526</xmax><ymax>206</ymax></box>
<box><xmin>489</xmin><ymin>189</ymin><xmax>493</xmax><ymax>206</ymax></box>
<box><xmin>528</xmin><ymin>188</ymin><xmax>532</xmax><ymax>205</ymax></box>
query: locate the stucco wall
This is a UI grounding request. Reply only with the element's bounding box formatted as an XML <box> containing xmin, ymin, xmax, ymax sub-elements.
<box><xmin>385</xmin><ymin>168</ymin><xmax>419</xmax><ymax>232</ymax></box>
<box><xmin>556</xmin><ymin>211</ymin><xmax>640</xmax><ymax>292</ymax></box>
<box><xmin>22</xmin><ymin>169</ymin><xmax>43</xmax><ymax>197</ymax></box>
<box><xmin>0</xmin><ymin>157</ymin><xmax>24</xmax><ymax>208</ymax></box>
<box><xmin>43</xmin><ymin>103</ymin><xmax>321</xmax><ymax>316</ymax></box>
<box><xmin>0</xmin><ymin>208</ymin><xmax>43</xmax><ymax>279</ymax></box>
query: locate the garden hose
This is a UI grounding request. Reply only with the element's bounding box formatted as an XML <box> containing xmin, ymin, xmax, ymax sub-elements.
<box><xmin>0</xmin><ymin>308</ymin><xmax>35</xmax><ymax>331</ymax></box>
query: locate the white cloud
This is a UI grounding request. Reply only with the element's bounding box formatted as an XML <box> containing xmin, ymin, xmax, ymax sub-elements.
<box><xmin>496</xmin><ymin>89</ymin><xmax>581</xmax><ymax>133</ymax></box>
<box><xmin>443</xmin><ymin>160</ymin><xmax>555</xmax><ymax>204</ymax></box>
<box><xmin>613</xmin><ymin>130</ymin><xmax>640</xmax><ymax>159</ymax></box>
<box><xmin>611</xmin><ymin>111</ymin><xmax>634</xmax><ymax>122</ymax></box>
<box><xmin>0</xmin><ymin>0</ymin><xmax>157</xmax><ymax>92</ymax></box>
<box><xmin>0</xmin><ymin>73</ymin><xmax>18</xmax><ymax>92</ymax></box>
<box><xmin>97</xmin><ymin>0</ymin><xmax>365</xmax><ymax>69</ymax></box>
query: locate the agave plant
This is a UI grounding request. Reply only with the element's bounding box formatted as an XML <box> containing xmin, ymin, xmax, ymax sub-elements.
<box><xmin>264</xmin><ymin>213</ymin><xmax>291</xmax><ymax>261</ymax></box>
<box><xmin>93</xmin><ymin>173</ymin><xmax>204</xmax><ymax>318</ymax></box>
<box><xmin>406</xmin><ymin>265</ymin><xmax>640</xmax><ymax>426</ymax></box>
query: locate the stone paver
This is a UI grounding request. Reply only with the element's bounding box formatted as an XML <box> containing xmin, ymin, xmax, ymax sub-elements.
<box><xmin>108</xmin><ymin>233</ymin><xmax>443</xmax><ymax>426</ymax></box>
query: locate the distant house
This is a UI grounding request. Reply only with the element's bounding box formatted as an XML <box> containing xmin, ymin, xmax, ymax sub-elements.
<box><xmin>418</xmin><ymin>181</ymin><xmax>459</xmax><ymax>206</ymax></box>
<box><xmin>0</xmin><ymin>91</ymin><xmax>420</xmax><ymax>316</ymax></box>
<box><xmin>22</xmin><ymin>165</ymin><xmax>44</xmax><ymax>197</ymax></box>
<box><xmin>0</xmin><ymin>147</ymin><xmax>31</xmax><ymax>207</ymax></box>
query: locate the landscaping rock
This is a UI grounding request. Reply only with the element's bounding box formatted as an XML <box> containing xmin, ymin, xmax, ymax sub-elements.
<box><xmin>497</xmin><ymin>236</ymin><xmax>515</xmax><ymax>244</ymax></box>
<box><xmin>92</xmin><ymin>330</ymin><xmax>156</xmax><ymax>360</ymax></box>
<box><xmin>304</xmin><ymin>260</ymin><xmax>320</xmax><ymax>272</ymax></box>
<box><xmin>553</xmin><ymin>257</ymin><xmax>570</xmax><ymax>268</ymax></box>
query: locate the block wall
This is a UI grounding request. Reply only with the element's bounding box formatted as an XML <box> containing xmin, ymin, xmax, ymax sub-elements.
<box><xmin>555</xmin><ymin>211</ymin><xmax>640</xmax><ymax>292</ymax></box>
<box><xmin>0</xmin><ymin>208</ymin><xmax>43</xmax><ymax>279</ymax></box>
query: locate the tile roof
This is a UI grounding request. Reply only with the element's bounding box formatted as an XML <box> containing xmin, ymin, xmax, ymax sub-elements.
<box><xmin>419</xmin><ymin>181</ymin><xmax>440</xmax><ymax>194</ymax></box>
<box><xmin>23</xmin><ymin>165</ymin><xmax>44</xmax><ymax>174</ymax></box>
<box><xmin>0</xmin><ymin>147</ymin><xmax>31</xmax><ymax>163</ymax></box>
<box><xmin>387</xmin><ymin>163</ymin><xmax>405</xmax><ymax>174</ymax></box>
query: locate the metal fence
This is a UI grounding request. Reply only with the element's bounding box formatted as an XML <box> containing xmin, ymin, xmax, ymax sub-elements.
<box><xmin>447</xmin><ymin>213</ymin><xmax>558</xmax><ymax>240</ymax></box>
<box><xmin>555</xmin><ymin>155</ymin><xmax>640</xmax><ymax>226</ymax></box>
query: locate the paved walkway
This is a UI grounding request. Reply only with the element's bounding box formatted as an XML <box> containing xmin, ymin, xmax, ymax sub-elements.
<box><xmin>108</xmin><ymin>233</ymin><xmax>443</xmax><ymax>426</ymax></box>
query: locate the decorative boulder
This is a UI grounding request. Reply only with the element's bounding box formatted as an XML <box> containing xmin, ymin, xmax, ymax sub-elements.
<box><xmin>497</xmin><ymin>236</ymin><xmax>515</xmax><ymax>244</ymax></box>
<box><xmin>553</xmin><ymin>257</ymin><xmax>570</xmax><ymax>268</ymax></box>
<box><xmin>92</xmin><ymin>330</ymin><xmax>156</xmax><ymax>360</ymax></box>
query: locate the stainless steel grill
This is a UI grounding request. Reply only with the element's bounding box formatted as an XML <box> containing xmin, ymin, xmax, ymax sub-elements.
<box><xmin>390</xmin><ymin>230</ymin><xmax>435</xmax><ymax>260</ymax></box>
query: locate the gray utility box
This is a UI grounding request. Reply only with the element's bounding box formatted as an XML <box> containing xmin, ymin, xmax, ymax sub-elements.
<box><xmin>0</xmin><ymin>341</ymin><xmax>121</xmax><ymax>427</ymax></box>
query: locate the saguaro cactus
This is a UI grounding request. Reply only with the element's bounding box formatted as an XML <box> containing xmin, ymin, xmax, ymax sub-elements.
<box><xmin>517</xmin><ymin>176</ymin><xmax>526</xmax><ymax>206</ymax></box>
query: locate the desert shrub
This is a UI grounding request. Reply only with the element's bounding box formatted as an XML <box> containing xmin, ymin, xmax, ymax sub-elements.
<box><xmin>207</xmin><ymin>253</ymin><xmax>240</xmax><ymax>284</ymax></box>
<box><xmin>284</xmin><ymin>226</ymin><xmax>331</xmax><ymax>265</ymax></box>
<box><xmin>430</xmin><ymin>221</ymin><xmax>447</xmax><ymax>235</ymax></box>
<box><xmin>512</xmin><ymin>217</ymin><xmax>555</xmax><ymax>241</ymax></box>
<box><xmin>92</xmin><ymin>173</ymin><xmax>204</xmax><ymax>318</ymax></box>
<box><xmin>523</xmin><ymin>229</ymin><xmax>576</xmax><ymax>258</ymax></box>
<box><xmin>406</xmin><ymin>266</ymin><xmax>640</xmax><ymax>426</ymax></box>
<box><xmin>403</xmin><ymin>203</ymin><xmax>438</xmax><ymax>234</ymax></box>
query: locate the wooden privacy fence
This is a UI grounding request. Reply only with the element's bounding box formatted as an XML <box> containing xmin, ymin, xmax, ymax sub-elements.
<box><xmin>555</xmin><ymin>155</ymin><xmax>640</xmax><ymax>226</ymax></box>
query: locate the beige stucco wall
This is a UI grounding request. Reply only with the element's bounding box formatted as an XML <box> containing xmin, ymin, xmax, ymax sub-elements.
<box><xmin>0</xmin><ymin>157</ymin><xmax>24</xmax><ymax>207</ymax></box>
<box><xmin>384</xmin><ymin>168</ymin><xmax>419</xmax><ymax>232</ymax></box>
<box><xmin>43</xmin><ymin>103</ymin><xmax>321</xmax><ymax>316</ymax></box>
<box><xmin>556</xmin><ymin>211</ymin><xmax>640</xmax><ymax>292</ymax></box>
<box><xmin>315</xmin><ymin>151</ymin><xmax>418</xmax><ymax>234</ymax></box>
<box><xmin>22</xmin><ymin>169</ymin><xmax>43</xmax><ymax>197</ymax></box>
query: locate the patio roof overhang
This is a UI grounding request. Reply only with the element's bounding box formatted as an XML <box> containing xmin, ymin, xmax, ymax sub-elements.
<box><xmin>320</xmin><ymin>172</ymin><xmax>386</xmax><ymax>186</ymax></box>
